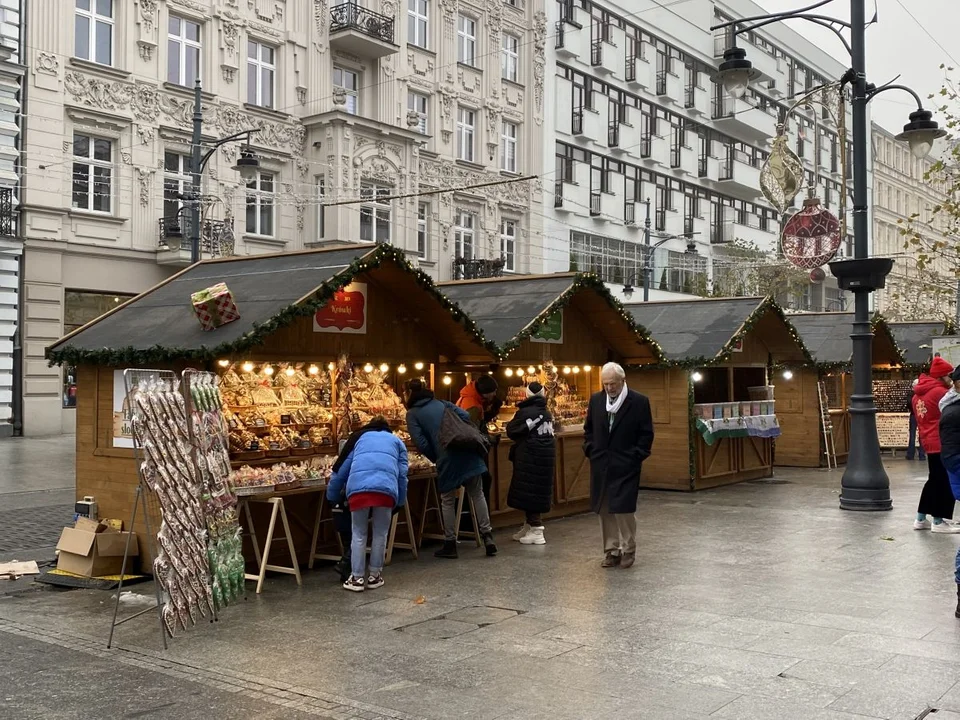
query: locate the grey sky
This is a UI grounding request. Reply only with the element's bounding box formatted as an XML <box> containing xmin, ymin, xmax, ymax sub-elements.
<box><xmin>756</xmin><ymin>0</ymin><xmax>958</xmax><ymax>134</ymax></box>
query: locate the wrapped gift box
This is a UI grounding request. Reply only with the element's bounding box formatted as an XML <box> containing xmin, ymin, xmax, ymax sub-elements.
<box><xmin>191</xmin><ymin>282</ymin><xmax>240</xmax><ymax>331</ymax></box>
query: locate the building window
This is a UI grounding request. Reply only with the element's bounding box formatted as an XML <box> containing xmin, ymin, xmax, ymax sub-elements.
<box><xmin>417</xmin><ymin>202</ymin><xmax>429</xmax><ymax>258</ymax></box>
<box><xmin>568</xmin><ymin>230</ymin><xmax>649</xmax><ymax>284</ymax></box>
<box><xmin>457</xmin><ymin>14</ymin><xmax>476</xmax><ymax>66</ymax></box>
<box><xmin>456</xmin><ymin>106</ymin><xmax>475</xmax><ymax>162</ymax></box>
<box><xmin>502</xmin><ymin>34</ymin><xmax>519</xmax><ymax>82</ymax></box>
<box><xmin>500</xmin><ymin>219</ymin><xmax>517</xmax><ymax>272</ymax></box>
<box><xmin>62</xmin><ymin>292</ymin><xmax>133</xmax><ymax>408</ymax></box>
<box><xmin>247</xmin><ymin>40</ymin><xmax>275</xmax><ymax>109</ymax></box>
<box><xmin>163</xmin><ymin>151</ymin><xmax>191</xmax><ymax>221</ymax></box>
<box><xmin>75</xmin><ymin>0</ymin><xmax>113</xmax><ymax>66</ymax></box>
<box><xmin>360</xmin><ymin>183</ymin><xmax>391</xmax><ymax>244</ymax></box>
<box><xmin>501</xmin><ymin>120</ymin><xmax>518</xmax><ymax>173</ymax></box>
<box><xmin>408</xmin><ymin>91</ymin><xmax>428</xmax><ymax>134</ymax></box>
<box><xmin>454</xmin><ymin>210</ymin><xmax>475</xmax><ymax>260</ymax></box>
<box><xmin>316</xmin><ymin>176</ymin><xmax>325</xmax><ymax>240</ymax></box>
<box><xmin>167</xmin><ymin>15</ymin><xmax>201</xmax><ymax>87</ymax></box>
<box><xmin>72</xmin><ymin>133</ymin><xmax>112</xmax><ymax>213</ymax></box>
<box><xmin>408</xmin><ymin>0</ymin><xmax>429</xmax><ymax>49</ymax></box>
<box><xmin>245</xmin><ymin>171</ymin><xmax>275</xmax><ymax>236</ymax></box>
<box><xmin>334</xmin><ymin>66</ymin><xmax>359</xmax><ymax>115</ymax></box>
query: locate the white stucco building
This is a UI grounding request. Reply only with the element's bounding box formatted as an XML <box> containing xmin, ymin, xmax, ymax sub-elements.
<box><xmin>541</xmin><ymin>0</ymin><xmax>860</xmax><ymax>311</ymax></box>
<box><xmin>22</xmin><ymin>0</ymin><xmax>545</xmax><ymax>435</ymax></box>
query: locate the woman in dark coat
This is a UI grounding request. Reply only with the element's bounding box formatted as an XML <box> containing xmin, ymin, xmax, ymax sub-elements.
<box><xmin>506</xmin><ymin>382</ymin><xmax>555</xmax><ymax>545</ymax></box>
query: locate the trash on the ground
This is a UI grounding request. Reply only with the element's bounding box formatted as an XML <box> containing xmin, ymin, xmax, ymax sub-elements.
<box><xmin>0</xmin><ymin>560</ymin><xmax>40</xmax><ymax>579</ymax></box>
<box><xmin>114</xmin><ymin>591</ymin><xmax>156</xmax><ymax>607</ymax></box>
<box><xmin>880</xmin><ymin>536</ymin><xmax>895</xmax><ymax>541</ymax></box>
<box><xmin>414</xmin><ymin>595</ymin><xmax>426</xmax><ymax>605</ymax></box>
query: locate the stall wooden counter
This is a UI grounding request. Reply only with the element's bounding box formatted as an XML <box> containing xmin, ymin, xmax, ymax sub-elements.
<box><xmin>439</xmin><ymin>273</ymin><xmax>662</xmax><ymax>521</ymax></box>
<box><xmin>626</xmin><ymin>297</ymin><xmax>813</xmax><ymax>490</ymax></box>
<box><xmin>46</xmin><ymin>244</ymin><xmax>498</xmax><ymax>570</ymax></box>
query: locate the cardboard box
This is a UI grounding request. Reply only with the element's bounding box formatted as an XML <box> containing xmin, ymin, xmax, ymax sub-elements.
<box><xmin>56</xmin><ymin>525</ymin><xmax>139</xmax><ymax>577</ymax></box>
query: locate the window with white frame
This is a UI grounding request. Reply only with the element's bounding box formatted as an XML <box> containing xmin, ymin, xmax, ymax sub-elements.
<box><xmin>167</xmin><ymin>15</ymin><xmax>201</xmax><ymax>86</ymax></box>
<box><xmin>334</xmin><ymin>66</ymin><xmax>359</xmax><ymax>115</ymax></box>
<box><xmin>72</xmin><ymin>133</ymin><xmax>112</xmax><ymax>213</ymax></box>
<box><xmin>316</xmin><ymin>176</ymin><xmax>325</xmax><ymax>240</ymax></box>
<box><xmin>245</xmin><ymin>171</ymin><xmax>275</xmax><ymax>236</ymax></box>
<box><xmin>417</xmin><ymin>202</ymin><xmax>429</xmax><ymax>258</ymax></box>
<box><xmin>75</xmin><ymin>0</ymin><xmax>113</xmax><ymax>66</ymax></box>
<box><xmin>501</xmin><ymin>34</ymin><xmax>519</xmax><ymax>82</ymax></box>
<box><xmin>500</xmin><ymin>219</ymin><xmax>517</xmax><ymax>272</ymax></box>
<box><xmin>247</xmin><ymin>40</ymin><xmax>275</xmax><ymax>109</ymax></box>
<box><xmin>454</xmin><ymin>210</ymin><xmax>475</xmax><ymax>260</ymax></box>
<box><xmin>456</xmin><ymin>107</ymin><xmax>475</xmax><ymax>162</ymax></box>
<box><xmin>163</xmin><ymin>151</ymin><xmax>191</xmax><ymax>221</ymax></box>
<box><xmin>360</xmin><ymin>183</ymin><xmax>391</xmax><ymax>244</ymax></box>
<box><xmin>504</xmin><ymin>0</ymin><xmax>520</xmax><ymax>6</ymax></box>
<box><xmin>408</xmin><ymin>0</ymin><xmax>429</xmax><ymax>49</ymax></box>
<box><xmin>500</xmin><ymin>120</ymin><xmax>518</xmax><ymax>173</ymax></box>
<box><xmin>457</xmin><ymin>15</ymin><xmax>476</xmax><ymax>66</ymax></box>
<box><xmin>407</xmin><ymin>91</ymin><xmax>428</xmax><ymax>134</ymax></box>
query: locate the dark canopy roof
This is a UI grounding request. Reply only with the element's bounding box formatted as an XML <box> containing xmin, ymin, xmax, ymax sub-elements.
<box><xmin>787</xmin><ymin>312</ymin><xmax>903</xmax><ymax>367</ymax></box>
<box><xmin>47</xmin><ymin>244</ymin><xmax>495</xmax><ymax>366</ymax></box>
<box><xmin>888</xmin><ymin>321</ymin><xmax>948</xmax><ymax>367</ymax></box>
<box><xmin>438</xmin><ymin>273</ymin><xmax>662</xmax><ymax>363</ymax></box>
<box><xmin>626</xmin><ymin>297</ymin><xmax>810</xmax><ymax>364</ymax></box>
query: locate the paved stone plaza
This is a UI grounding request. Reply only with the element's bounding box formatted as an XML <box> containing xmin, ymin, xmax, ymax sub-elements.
<box><xmin>1</xmin><ymin>437</ymin><xmax>959</xmax><ymax>719</ymax></box>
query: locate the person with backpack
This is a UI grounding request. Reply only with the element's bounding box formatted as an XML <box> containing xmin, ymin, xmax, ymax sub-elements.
<box><xmin>506</xmin><ymin>382</ymin><xmax>555</xmax><ymax>545</ymax></box>
<box><xmin>457</xmin><ymin>374</ymin><xmax>502</xmax><ymax>505</ymax></box>
<box><xmin>326</xmin><ymin>417</ymin><xmax>408</xmax><ymax>592</ymax></box>
<box><xmin>405</xmin><ymin>379</ymin><xmax>497</xmax><ymax>558</ymax></box>
<box><xmin>937</xmin><ymin>366</ymin><xmax>960</xmax><ymax>618</ymax></box>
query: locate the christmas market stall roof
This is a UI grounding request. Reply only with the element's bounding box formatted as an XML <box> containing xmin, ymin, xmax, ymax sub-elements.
<box><xmin>46</xmin><ymin>244</ymin><xmax>498</xmax><ymax>366</ymax></box>
<box><xmin>625</xmin><ymin>297</ymin><xmax>813</xmax><ymax>366</ymax></box>
<box><xmin>437</xmin><ymin>273</ymin><xmax>663</xmax><ymax>364</ymax></box>
<box><xmin>888</xmin><ymin>321</ymin><xmax>951</xmax><ymax>367</ymax></box>
<box><xmin>786</xmin><ymin>312</ymin><xmax>903</xmax><ymax>368</ymax></box>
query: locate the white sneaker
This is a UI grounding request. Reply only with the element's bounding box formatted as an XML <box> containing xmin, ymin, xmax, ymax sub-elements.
<box><xmin>914</xmin><ymin>518</ymin><xmax>931</xmax><ymax>530</ymax></box>
<box><xmin>931</xmin><ymin>522</ymin><xmax>960</xmax><ymax>534</ymax></box>
<box><xmin>512</xmin><ymin>523</ymin><xmax>531</xmax><ymax>542</ymax></box>
<box><xmin>519</xmin><ymin>526</ymin><xmax>546</xmax><ymax>545</ymax></box>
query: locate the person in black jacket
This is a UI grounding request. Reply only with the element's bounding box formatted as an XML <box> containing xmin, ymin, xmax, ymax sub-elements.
<box><xmin>583</xmin><ymin>362</ymin><xmax>654</xmax><ymax>569</ymax></box>
<box><xmin>937</xmin><ymin>366</ymin><xmax>960</xmax><ymax>619</ymax></box>
<box><xmin>506</xmin><ymin>382</ymin><xmax>555</xmax><ymax>545</ymax></box>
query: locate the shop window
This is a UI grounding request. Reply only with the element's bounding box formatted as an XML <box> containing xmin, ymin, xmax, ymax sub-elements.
<box><xmin>62</xmin><ymin>291</ymin><xmax>134</xmax><ymax>408</ymax></box>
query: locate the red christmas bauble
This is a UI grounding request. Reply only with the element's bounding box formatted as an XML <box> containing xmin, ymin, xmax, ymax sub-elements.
<box><xmin>781</xmin><ymin>200</ymin><xmax>841</xmax><ymax>270</ymax></box>
<box><xmin>809</xmin><ymin>267</ymin><xmax>826</xmax><ymax>283</ymax></box>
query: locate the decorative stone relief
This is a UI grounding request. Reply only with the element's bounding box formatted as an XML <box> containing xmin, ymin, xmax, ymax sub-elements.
<box><xmin>136</xmin><ymin>168</ymin><xmax>154</xmax><ymax>207</ymax></box>
<box><xmin>313</xmin><ymin>0</ymin><xmax>328</xmax><ymax>53</ymax></box>
<box><xmin>419</xmin><ymin>158</ymin><xmax>531</xmax><ymax>208</ymax></box>
<box><xmin>220</xmin><ymin>13</ymin><xmax>242</xmax><ymax>58</ymax></box>
<box><xmin>295</xmin><ymin>195</ymin><xmax>306</xmax><ymax>231</ymax></box>
<box><xmin>169</xmin><ymin>0</ymin><xmax>206</xmax><ymax>12</ymax></box>
<box><xmin>222</xmin><ymin>65</ymin><xmax>236</xmax><ymax>83</ymax></box>
<box><xmin>458</xmin><ymin>68</ymin><xmax>481</xmax><ymax>94</ymax></box>
<box><xmin>296</xmin><ymin>158</ymin><xmax>309</xmax><ymax>178</ymax></box>
<box><xmin>380</xmin><ymin>0</ymin><xmax>397</xmax><ymax>18</ymax></box>
<box><xmin>136</xmin><ymin>125</ymin><xmax>155</xmax><ymax>144</ymax></box>
<box><xmin>138</xmin><ymin>0</ymin><xmax>158</xmax><ymax>32</ymax></box>
<box><xmin>532</xmin><ymin>10</ymin><xmax>546</xmax><ymax>125</ymax></box>
<box><xmin>485</xmin><ymin>102</ymin><xmax>501</xmax><ymax>134</ymax></box>
<box><xmin>64</xmin><ymin>72</ymin><xmax>135</xmax><ymax>110</ymax></box>
<box><xmin>137</xmin><ymin>41</ymin><xmax>155</xmax><ymax>62</ymax></box>
<box><xmin>120</xmin><ymin>151</ymin><xmax>133</xmax><ymax>165</ymax></box>
<box><xmin>35</xmin><ymin>52</ymin><xmax>59</xmax><ymax>76</ymax></box>
<box><xmin>361</xmin><ymin>156</ymin><xmax>399</xmax><ymax>185</ymax></box>
<box><xmin>296</xmin><ymin>86</ymin><xmax>307</xmax><ymax>104</ymax></box>
<box><xmin>332</xmin><ymin>86</ymin><xmax>347</xmax><ymax>107</ymax></box>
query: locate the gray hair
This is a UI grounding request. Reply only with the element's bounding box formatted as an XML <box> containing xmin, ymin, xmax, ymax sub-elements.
<box><xmin>600</xmin><ymin>362</ymin><xmax>625</xmax><ymax>379</ymax></box>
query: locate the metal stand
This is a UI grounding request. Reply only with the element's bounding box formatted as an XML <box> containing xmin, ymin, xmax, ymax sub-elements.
<box><xmin>818</xmin><ymin>381</ymin><xmax>838</xmax><ymax>469</ymax></box>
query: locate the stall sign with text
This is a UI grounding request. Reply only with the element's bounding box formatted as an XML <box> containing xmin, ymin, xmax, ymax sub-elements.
<box><xmin>530</xmin><ymin>310</ymin><xmax>563</xmax><ymax>344</ymax></box>
<box><xmin>931</xmin><ymin>336</ymin><xmax>960</xmax><ymax>368</ymax></box>
<box><xmin>112</xmin><ymin>369</ymin><xmax>135</xmax><ymax>448</ymax></box>
<box><xmin>313</xmin><ymin>282</ymin><xmax>368</xmax><ymax>334</ymax></box>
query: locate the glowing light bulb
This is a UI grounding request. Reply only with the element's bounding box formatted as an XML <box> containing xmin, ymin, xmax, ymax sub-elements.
<box><xmin>782</xmin><ymin>369</ymin><xmax>794</xmax><ymax>380</ymax></box>
<box><xmin>572</xmin><ymin>366</ymin><xmax>580</xmax><ymax>374</ymax></box>
<box><xmin>691</xmin><ymin>371</ymin><xmax>703</xmax><ymax>383</ymax></box>
<box><xmin>562</xmin><ymin>367</ymin><xmax>571</xmax><ymax>375</ymax></box>
<box><xmin>263</xmin><ymin>365</ymin><xmax>274</xmax><ymax>376</ymax></box>
<box><xmin>242</xmin><ymin>362</ymin><xmax>254</xmax><ymax>373</ymax></box>
<box><xmin>504</xmin><ymin>368</ymin><xmax>514</xmax><ymax>377</ymax></box>
<box><xmin>516</xmin><ymin>368</ymin><xmax>525</xmax><ymax>377</ymax></box>
<box><xmin>583</xmin><ymin>365</ymin><xmax>592</xmax><ymax>372</ymax></box>
<box><xmin>442</xmin><ymin>375</ymin><xmax>452</xmax><ymax>386</ymax></box>
<box><xmin>397</xmin><ymin>364</ymin><xmax>407</xmax><ymax>374</ymax></box>
<box><xmin>217</xmin><ymin>359</ymin><xmax>230</xmax><ymax>368</ymax></box>
<box><xmin>528</xmin><ymin>366</ymin><xmax>536</xmax><ymax>375</ymax></box>
<box><xmin>285</xmin><ymin>367</ymin><xmax>295</xmax><ymax>377</ymax></box>
<box><xmin>414</xmin><ymin>362</ymin><xmax>424</xmax><ymax>371</ymax></box>
<box><xmin>308</xmin><ymin>365</ymin><xmax>319</xmax><ymax>375</ymax></box>
<box><xmin>328</xmin><ymin>362</ymin><xmax>335</xmax><ymax>371</ymax></box>
<box><xmin>363</xmin><ymin>363</ymin><xmax>374</xmax><ymax>373</ymax></box>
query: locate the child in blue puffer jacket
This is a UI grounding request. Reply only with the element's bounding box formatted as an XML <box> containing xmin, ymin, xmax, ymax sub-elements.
<box><xmin>326</xmin><ymin>417</ymin><xmax>408</xmax><ymax>592</ymax></box>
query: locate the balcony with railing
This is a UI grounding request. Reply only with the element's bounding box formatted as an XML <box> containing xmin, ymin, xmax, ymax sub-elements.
<box><xmin>624</xmin><ymin>200</ymin><xmax>637</xmax><ymax>226</ymax></box>
<box><xmin>712</xmin><ymin>96</ymin><xmax>778</xmax><ymax>143</ymax></box>
<box><xmin>554</xmin><ymin>179</ymin><xmax>568</xmax><ymax>210</ymax></box>
<box><xmin>717</xmin><ymin>149</ymin><xmax>762</xmax><ymax>200</ymax></box>
<box><xmin>589</xmin><ymin>191</ymin><xmax>602</xmax><ymax>217</ymax></box>
<box><xmin>329</xmin><ymin>2</ymin><xmax>397</xmax><ymax>58</ymax></box>
<box><xmin>625</xmin><ymin>55</ymin><xmax>652</xmax><ymax>89</ymax></box>
<box><xmin>656</xmin><ymin>70</ymin><xmax>667</xmax><ymax>96</ymax></box>
<box><xmin>607</xmin><ymin>121</ymin><xmax>620</xmax><ymax>149</ymax></box>
<box><xmin>571</xmin><ymin>107</ymin><xmax>584</xmax><ymax>136</ymax></box>
<box><xmin>157</xmin><ymin>212</ymin><xmax>234</xmax><ymax>266</ymax></box>
<box><xmin>453</xmin><ymin>256</ymin><xmax>506</xmax><ymax>280</ymax></box>
<box><xmin>0</xmin><ymin>187</ymin><xmax>15</xmax><ymax>238</ymax></box>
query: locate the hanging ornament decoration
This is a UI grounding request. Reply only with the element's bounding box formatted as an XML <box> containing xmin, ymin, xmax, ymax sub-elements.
<box><xmin>760</xmin><ymin>128</ymin><xmax>805</xmax><ymax>214</ymax></box>
<box><xmin>781</xmin><ymin>198</ymin><xmax>842</xmax><ymax>270</ymax></box>
<box><xmin>809</xmin><ymin>267</ymin><xmax>826</xmax><ymax>284</ymax></box>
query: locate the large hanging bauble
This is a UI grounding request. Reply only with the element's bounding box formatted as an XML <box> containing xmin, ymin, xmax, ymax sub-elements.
<box><xmin>760</xmin><ymin>132</ymin><xmax>804</xmax><ymax>214</ymax></box>
<box><xmin>809</xmin><ymin>267</ymin><xmax>826</xmax><ymax>283</ymax></box>
<box><xmin>781</xmin><ymin>198</ymin><xmax>841</xmax><ymax>270</ymax></box>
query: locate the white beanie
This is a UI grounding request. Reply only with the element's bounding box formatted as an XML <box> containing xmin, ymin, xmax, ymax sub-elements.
<box><xmin>526</xmin><ymin>381</ymin><xmax>544</xmax><ymax>398</ymax></box>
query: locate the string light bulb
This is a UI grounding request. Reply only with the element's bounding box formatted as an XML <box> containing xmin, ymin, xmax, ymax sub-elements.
<box><xmin>308</xmin><ymin>365</ymin><xmax>319</xmax><ymax>375</ymax></box>
<box><xmin>242</xmin><ymin>362</ymin><xmax>254</xmax><ymax>373</ymax></box>
<box><xmin>328</xmin><ymin>362</ymin><xmax>335</xmax><ymax>371</ymax></box>
<box><xmin>414</xmin><ymin>362</ymin><xmax>424</xmax><ymax>371</ymax></box>
<box><xmin>285</xmin><ymin>367</ymin><xmax>295</xmax><ymax>377</ymax></box>
<box><xmin>363</xmin><ymin>363</ymin><xmax>374</xmax><ymax>373</ymax></box>
<box><xmin>217</xmin><ymin>359</ymin><xmax>230</xmax><ymax>367</ymax></box>
<box><xmin>782</xmin><ymin>369</ymin><xmax>794</xmax><ymax>380</ymax></box>
<box><xmin>516</xmin><ymin>368</ymin><xmax>525</xmax><ymax>377</ymax></box>
<box><xmin>572</xmin><ymin>366</ymin><xmax>580</xmax><ymax>374</ymax></box>
<box><xmin>442</xmin><ymin>375</ymin><xmax>452</xmax><ymax>386</ymax></box>
<box><xmin>691</xmin><ymin>371</ymin><xmax>703</xmax><ymax>382</ymax></box>
<box><xmin>397</xmin><ymin>364</ymin><xmax>407</xmax><ymax>374</ymax></box>
<box><xmin>379</xmin><ymin>363</ymin><xmax>389</xmax><ymax>373</ymax></box>
<box><xmin>562</xmin><ymin>366</ymin><xmax>571</xmax><ymax>375</ymax></box>
<box><xmin>263</xmin><ymin>365</ymin><xmax>274</xmax><ymax>376</ymax></box>
<box><xmin>584</xmin><ymin>365</ymin><xmax>592</xmax><ymax>372</ymax></box>
<box><xmin>528</xmin><ymin>366</ymin><xmax>536</xmax><ymax>375</ymax></box>
<box><xmin>504</xmin><ymin>368</ymin><xmax>514</xmax><ymax>377</ymax></box>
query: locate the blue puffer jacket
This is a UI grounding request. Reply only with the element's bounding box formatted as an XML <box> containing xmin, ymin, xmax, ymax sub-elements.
<box><xmin>406</xmin><ymin>395</ymin><xmax>488</xmax><ymax>493</ymax></box>
<box><xmin>326</xmin><ymin>430</ymin><xmax>409</xmax><ymax>507</ymax></box>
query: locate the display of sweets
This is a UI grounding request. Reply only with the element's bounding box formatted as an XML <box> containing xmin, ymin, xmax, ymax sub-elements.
<box><xmin>872</xmin><ymin>379</ymin><xmax>913</xmax><ymax>413</ymax></box>
<box><xmin>347</xmin><ymin>366</ymin><xmax>406</xmax><ymax>424</ymax></box>
<box><xmin>505</xmin><ymin>385</ymin><xmax>528</xmax><ymax>407</ymax></box>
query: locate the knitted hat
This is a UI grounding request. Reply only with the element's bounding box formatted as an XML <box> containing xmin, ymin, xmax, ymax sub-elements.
<box><xmin>475</xmin><ymin>375</ymin><xmax>498</xmax><ymax>395</ymax></box>
<box><xmin>526</xmin><ymin>381</ymin><xmax>544</xmax><ymax>398</ymax></box>
<box><xmin>951</xmin><ymin>366</ymin><xmax>960</xmax><ymax>383</ymax></box>
<box><xmin>930</xmin><ymin>356</ymin><xmax>954</xmax><ymax>379</ymax></box>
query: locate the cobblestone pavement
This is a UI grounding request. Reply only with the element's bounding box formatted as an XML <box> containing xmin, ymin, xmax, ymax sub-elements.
<box><xmin>2</xmin><ymin>458</ymin><xmax>960</xmax><ymax>719</ymax></box>
<box><xmin>0</xmin><ymin>503</ymin><xmax>75</xmax><ymax>554</ymax></box>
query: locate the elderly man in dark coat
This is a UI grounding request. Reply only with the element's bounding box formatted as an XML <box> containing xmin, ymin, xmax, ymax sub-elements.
<box><xmin>583</xmin><ymin>362</ymin><xmax>654</xmax><ymax>569</ymax></box>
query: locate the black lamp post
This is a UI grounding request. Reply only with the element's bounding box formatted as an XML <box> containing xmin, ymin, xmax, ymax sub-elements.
<box><xmin>712</xmin><ymin>0</ymin><xmax>945</xmax><ymax>511</ymax></box>
<box><xmin>623</xmin><ymin>234</ymin><xmax>699</xmax><ymax>300</ymax></box>
<box><xmin>189</xmin><ymin>80</ymin><xmax>262</xmax><ymax>264</ymax></box>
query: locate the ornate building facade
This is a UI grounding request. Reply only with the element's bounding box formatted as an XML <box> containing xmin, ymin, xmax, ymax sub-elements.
<box><xmin>22</xmin><ymin>0</ymin><xmax>544</xmax><ymax>435</ymax></box>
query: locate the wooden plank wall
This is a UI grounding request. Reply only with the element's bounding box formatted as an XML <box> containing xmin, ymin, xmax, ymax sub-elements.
<box><xmin>773</xmin><ymin>368</ymin><xmax>821</xmax><ymax>468</ymax></box>
<box><xmin>628</xmin><ymin>367</ymin><xmax>693</xmax><ymax>491</ymax></box>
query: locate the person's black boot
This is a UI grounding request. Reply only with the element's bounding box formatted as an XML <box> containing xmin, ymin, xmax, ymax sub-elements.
<box><xmin>482</xmin><ymin>532</ymin><xmax>498</xmax><ymax>556</ymax></box>
<box><xmin>434</xmin><ymin>541</ymin><xmax>458</xmax><ymax>559</ymax></box>
<box><xmin>955</xmin><ymin>584</ymin><xmax>959</xmax><ymax>619</ymax></box>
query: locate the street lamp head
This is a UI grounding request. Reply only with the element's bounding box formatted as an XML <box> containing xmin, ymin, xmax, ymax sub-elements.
<box><xmin>714</xmin><ymin>47</ymin><xmax>759</xmax><ymax>100</ymax></box>
<box><xmin>895</xmin><ymin>108</ymin><xmax>947</xmax><ymax>159</ymax></box>
<box><xmin>233</xmin><ymin>150</ymin><xmax>260</xmax><ymax>181</ymax></box>
<box><xmin>622</xmin><ymin>283</ymin><xmax>635</xmax><ymax>299</ymax></box>
<box><xmin>685</xmin><ymin>240</ymin><xmax>699</xmax><ymax>255</ymax></box>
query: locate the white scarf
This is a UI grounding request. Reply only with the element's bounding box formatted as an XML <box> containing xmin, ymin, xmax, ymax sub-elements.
<box><xmin>606</xmin><ymin>382</ymin><xmax>629</xmax><ymax>415</ymax></box>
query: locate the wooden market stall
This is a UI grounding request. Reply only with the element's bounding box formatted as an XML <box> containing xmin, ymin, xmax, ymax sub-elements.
<box><xmin>786</xmin><ymin>312</ymin><xmax>904</xmax><ymax>464</ymax></box>
<box><xmin>45</xmin><ymin>244</ymin><xmax>498</xmax><ymax>572</ymax></box>
<box><xmin>626</xmin><ymin>297</ymin><xmax>813</xmax><ymax>490</ymax></box>
<box><xmin>438</xmin><ymin>273</ymin><xmax>662</xmax><ymax>522</ymax></box>
<box><xmin>888</xmin><ymin>320</ymin><xmax>952</xmax><ymax>370</ymax></box>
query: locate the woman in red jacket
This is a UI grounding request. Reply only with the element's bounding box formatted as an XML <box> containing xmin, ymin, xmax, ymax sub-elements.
<box><xmin>912</xmin><ymin>356</ymin><xmax>960</xmax><ymax>533</ymax></box>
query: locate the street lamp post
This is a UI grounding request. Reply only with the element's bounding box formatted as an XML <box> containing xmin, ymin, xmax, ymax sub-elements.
<box><xmin>623</xmin><ymin>231</ymin><xmax>700</xmax><ymax>301</ymax></box>
<box><xmin>189</xmin><ymin>80</ymin><xmax>263</xmax><ymax>264</ymax></box>
<box><xmin>712</xmin><ymin>0</ymin><xmax>945</xmax><ymax>511</ymax></box>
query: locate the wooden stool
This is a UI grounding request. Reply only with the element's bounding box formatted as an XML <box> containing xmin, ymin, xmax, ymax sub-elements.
<box><xmin>455</xmin><ymin>487</ymin><xmax>482</xmax><ymax>547</ymax></box>
<box><xmin>385</xmin><ymin>502</ymin><xmax>419</xmax><ymax>564</ymax></box>
<box><xmin>308</xmin><ymin>493</ymin><xmax>343</xmax><ymax>569</ymax></box>
<box><xmin>241</xmin><ymin>497</ymin><xmax>302</xmax><ymax>595</ymax></box>
<box><xmin>419</xmin><ymin>477</ymin><xmax>445</xmax><ymax>544</ymax></box>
